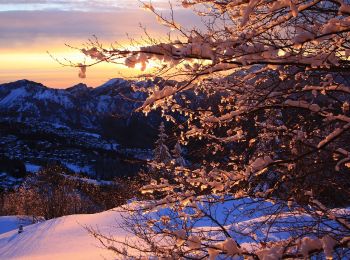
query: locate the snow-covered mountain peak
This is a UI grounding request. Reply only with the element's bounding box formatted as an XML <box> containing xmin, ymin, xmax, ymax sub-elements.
<box><xmin>0</xmin><ymin>78</ymin><xmax>154</xmax><ymax>130</ymax></box>
<box><xmin>65</xmin><ymin>83</ymin><xmax>91</xmax><ymax>97</ymax></box>
<box><xmin>98</xmin><ymin>78</ymin><xmax>125</xmax><ymax>88</ymax></box>
<box><xmin>66</xmin><ymin>83</ymin><xmax>89</xmax><ymax>92</ymax></box>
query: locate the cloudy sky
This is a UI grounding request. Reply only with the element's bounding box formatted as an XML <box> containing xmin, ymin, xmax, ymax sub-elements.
<box><xmin>0</xmin><ymin>0</ymin><xmax>198</xmax><ymax>88</ymax></box>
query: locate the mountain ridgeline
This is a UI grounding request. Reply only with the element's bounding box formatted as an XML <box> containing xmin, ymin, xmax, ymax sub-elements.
<box><xmin>0</xmin><ymin>78</ymin><xmax>163</xmax><ymax>148</ymax></box>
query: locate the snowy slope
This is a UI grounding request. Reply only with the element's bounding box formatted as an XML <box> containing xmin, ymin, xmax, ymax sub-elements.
<box><xmin>0</xmin><ymin>216</ymin><xmax>33</xmax><ymax>235</ymax></box>
<box><xmin>1</xmin><ymin>200</ymin><xmax>347</xmax><ymax>259</ymax></box>
<box><xmin>0</xmin><ymin>209</ymin><xmax>131</xmax><ymax>260</ymax></box>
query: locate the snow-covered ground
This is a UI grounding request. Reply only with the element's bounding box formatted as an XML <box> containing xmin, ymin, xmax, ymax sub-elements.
<box><xmin>1</xmin><ymin>200</ymin><xmax>348</xmax><ymax>259</ymax></box>
<box><xmin>25</xmin><ymin>163</ymin><xmax>41</xmax><ymax>173</ymax></box>
<box><xmin>0</xmin><ymin>172</ymin><xmax>22</xmax><ymax>189</ymax></box>
<box><xmin>25</xmin><ymin>162</ymin><xmax>94</xmax><ymax>175</ymax></box>
<box><xmin>63</xmin><ymin>174</ymin><xmax>115</xmax><ymax>186</ymax></box>
<box><xmin>64</xmin><ymin>163</ymin><xmax>94</xmax><ymax>175</ymax></box>
<box><xmin>0</xmin><ymin>210</ymin><xmax>131</xmax><ymax>260</ymax></box>
<box><xmin>0</xmin><ymin>216</ymin><xmax>33</xmax><ymax>235</ymax></box>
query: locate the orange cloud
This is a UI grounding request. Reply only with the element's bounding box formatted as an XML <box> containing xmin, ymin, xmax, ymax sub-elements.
<box><xmin>0</xmin><ymin>3</ymin><xmax>200</xmax><ymax>88</ymax></box>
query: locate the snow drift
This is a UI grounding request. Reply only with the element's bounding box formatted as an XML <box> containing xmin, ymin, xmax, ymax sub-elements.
<box><xmin>0</xmin><ymin>209</ymin><xmax>131</xmax><ymax>260</ymax></box>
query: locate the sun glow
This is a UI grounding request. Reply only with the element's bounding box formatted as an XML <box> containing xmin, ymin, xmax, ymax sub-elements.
<box><xmin>134</xmin><ymin>59</ymin><xmax>162</xmax><ymax>71</ymax></box>
<box><xmin>0</xmin><ymin>47</ymin><xmax>152</xmax><ymax>88</ymax></box>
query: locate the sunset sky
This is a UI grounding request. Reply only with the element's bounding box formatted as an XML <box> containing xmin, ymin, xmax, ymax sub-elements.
<box><xmin>0</xmin><ymin>0</ymin><xmax>197</xmax><ymax>88</ymax></box>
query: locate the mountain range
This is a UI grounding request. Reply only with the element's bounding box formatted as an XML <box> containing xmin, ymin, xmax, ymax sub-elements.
<box><xmin>0</xmin><ymin>78</ymin><xmax>164</xmax><ymax>147</ymax></box>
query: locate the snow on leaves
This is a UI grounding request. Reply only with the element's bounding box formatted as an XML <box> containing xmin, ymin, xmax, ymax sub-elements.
<box><xmin>245</xmin><ymin>156</ymin><xmax>273</xmax><ymax>178</ymax></box>
<box><xmin>78</xmin><ymin>64</ymin><xmax>86</xmax><ymax>79</ymax></box>
<box><xmin>284</xmin><ymin>99</ymin><xmax>321</xmax><ymax>113</ymax></box>
<box><xmin>78</xmin><ymin>0</ymin><xmax>350</xmax><ymax>259</ymax></box>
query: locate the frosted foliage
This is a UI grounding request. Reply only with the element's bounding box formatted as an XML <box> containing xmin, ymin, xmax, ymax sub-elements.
<box><xmin>79</xmin><ymin>0</ymin><xmax>350</xmax><ymax>259</ymax></box>
<box><xmin>321</xmin><ymin>235</ymin><xmax>337</xmax><ymax>258</ymax></box>
<box><xmin>299</xmin><ymin>237</ymin><xmax>322</xmax><ymax>257</ymax></box>
<box><xmin>78</xmin><ymin>64</ymin><xmax>86</xmax><ymax>79</ymax></box>
<box><xmin>256</xmin><ymin>245</ymin><xmax>283</xmax><ymax>260</ymax></box>
<box><xmin>215</xmin><ymin>238</ymin><xmax>241</xmax><ymax>256</ymax></box>
<box><xmin>187</xmin><ymin>235</ymin><xmax>201</xmax><ymax>250</ymax></box>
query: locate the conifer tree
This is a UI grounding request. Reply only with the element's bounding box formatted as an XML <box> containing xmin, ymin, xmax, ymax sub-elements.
<box><xmin>172</xmin><ymin>141</ymin><xmax>186</xmax><ymax>167</ymax></box>
<box><xmin>153</xmin><ymin>122</ymin><xmax>171</xmax><ymax>164</ymax></box>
